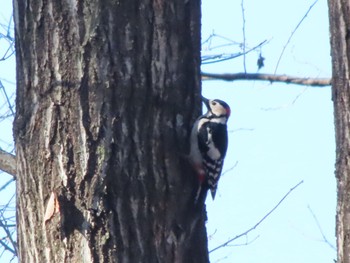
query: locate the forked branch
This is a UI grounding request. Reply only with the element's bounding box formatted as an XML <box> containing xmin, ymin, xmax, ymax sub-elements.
<box><xmin>209</xmin><ymin>180</ymin><xmax>304</xmax><ymax>253</ymax></box>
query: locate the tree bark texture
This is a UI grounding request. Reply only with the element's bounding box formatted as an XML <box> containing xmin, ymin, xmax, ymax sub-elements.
<box><xmin>13</xmin><ymin>0</ymin><xmax>207</xmax><ymax>262</ymax></box>
<box><xmin>328</xmin><ymin>1</ymin><xmax>350</xmax><ymax>262</ymax></box>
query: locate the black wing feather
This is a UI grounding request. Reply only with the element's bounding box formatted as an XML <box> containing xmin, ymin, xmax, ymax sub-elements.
<box><xmin>197</xmin><ymin>120</ymin><xmax>228</xmax><ymax>199</ymax></box>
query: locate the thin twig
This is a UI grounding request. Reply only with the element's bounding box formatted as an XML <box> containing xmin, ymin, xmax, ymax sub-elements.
<box><xmin>0</xmin><ymin>217</ymin><xmax>17</xmax><ymax>256</ymax></box>
<box><xmin>221</xmin><ymin>161</ymin><xmax>238</xmax><ymax>177</ymax></box>
<box><xmin>202</xmin><ymin>40</ymin><xmax>267</xmax><ymax>64</ymax></box>
<box><xmin>0</xmin><ymin>195</ymin><xmax>15</xmax><ymax>216</ymax></box>
<box><xmin>0</xmin><ymin>178</ymin><xmax>14</xmax><ymax>192</ymax></box>
<box><xmin>226</xmin><ymin>234</ymin><xmax>259</xmax><ymax>247</ymax></box>
<box><xmin>307</xmin><ymin>205</ymin><xmax>336</xmax><ymax>251</ymax></box>
<box><xmin>241</xmin><ymin>0</ymin><xmax>247</xmax><ymax>73</ymax></box>
<box><xmin>202</xmin><ymin>33</ymin><xmax>241</xmax><ymax>50</ymax></box>
<box><xmin>229</xmin><ymin>128</ymin><xmax>255</xmax><ymax>133</ymax></box>
<box><xmin>0</xmin><ymin>81</ymin><xmax>15</xmax><ymax>116</ymax></box>
<box><xmin>274</xmin><ymin>0</ymin><xmax>319</xmax><ymax>74</ymax></box>
<box><xmin>0</xmin><ymin>239</ymin><xmax>15</xmax><ymax>255</ymax></box>
<box><xmin>6</xmin><ymin>15</ymin><xmax>14</xmax><ymax>40</ymax></box>
<box><xmin>260</xmin><ymin>87</ymin><xmax>308</xmax><ymax>111</ymax></box>
<box><xmin>209</xmin><ymin>180</ymin><xmax>304</xmax><ymax>253</ymax></box>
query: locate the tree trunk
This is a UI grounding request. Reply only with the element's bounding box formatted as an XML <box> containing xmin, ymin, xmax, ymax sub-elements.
<box><xmin>13</xmin><ymin>1</ymin><xmax>207</xmax><ymax>262</ymax></box>
<box><xmin>328</xmin><ymin>1</ymin><xmax>350</xmax><ymax>262</ymax></box>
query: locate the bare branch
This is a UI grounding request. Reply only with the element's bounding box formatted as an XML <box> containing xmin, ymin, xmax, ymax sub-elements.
<box><xmin>307</xmin><ymin>205</ymin><xmax>336</xmax><ymax>251</ymax></box>
<box><xmin>0</xmin><ymin>217</ymin><xmax>17</xmax><ymax>256</ymax></box>
<box><xmin>221</xmin><ymin>161</ymin><xmax>238</xmax><ymax>177</ymax></box>
<box><xmin>201</xmin><ymin>72</ymin><xmax>331</xmax><ymax>87</ymax></box>
<box><xmin>0</xmin><ymin>194</ymin><xmax>16</xmax><ymax>257</ymax></box>
<box><xmin>202</xmin><ymin>33</ymin><xmax>241</xmax><ymax>51</ymax></box>
<box><xmin>0</xmin><ymin>179</ymin><xmax>14</xmax><ymax>192</ymax></box>
<box><xmin>201</xmin><ymin>40</ymin><xmax>267</xmax><ymax>65</ymax></box>
<box><xmin>241</xmin><ymin>0</ymin><xmax>247</xmax><ymax>73</ymax></box>
<box><xmin>0</xmin><ymin>149</ymin><xmax>16</xmax><ymax>178</ymax></box>
<box><xmin>274</xmin><ymin>0</ymin><xmax>319</xmax><ymax>74</ymax></box>
<box><xmin>0</xmin><ymin>81</ymin><xmax>15</xmax><ymax>116</ymax></box>
<box><xmin>229</xmin><ymin>128</ymin><xmax>255</xmax><ymax>133</ymax></box>
<box><xmin>209</xmin><ymin>180</ymin><xmax>304</xmax><ymax>253</ymax></box>
<box><xmin>226</xmin><ymin>234</ymin><xmax>259</xmax><ymax>247</ymax></box>
<box><xmin>0</xmin><ymin>238</ymin><xmax>16</xmax><ymax>256</ymax></box>
<box><xmin>261</xmin><ymin>87</ymin><xmax>308</xmax><ymax>111</ymax></box>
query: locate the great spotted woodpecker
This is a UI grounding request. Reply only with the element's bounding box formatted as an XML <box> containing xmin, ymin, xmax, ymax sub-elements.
<box><xmin>190</xmin><ymin>96</ymin><xmax>230</xmax><ymax>202</ymax></box>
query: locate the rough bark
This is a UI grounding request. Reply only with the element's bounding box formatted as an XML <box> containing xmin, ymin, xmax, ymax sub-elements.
<box><xmin>13</xmin><ymin>0</ymin><xmax>207</xmax><ymax>262</ymax></box>
<box><xmin>328</xmin><ymin>1</ymin><xmax>350</xmax><ymax>262</ymax></box>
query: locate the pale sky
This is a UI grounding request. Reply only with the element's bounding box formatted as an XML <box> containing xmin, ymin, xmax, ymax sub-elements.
<box><xmin>202</xmin><ymin>0</ymin><xmax>335</xmax><ymax>262</ymax></box>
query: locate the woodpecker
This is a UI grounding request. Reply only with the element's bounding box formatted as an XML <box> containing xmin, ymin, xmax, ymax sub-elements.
<box><xmin>190</xmin><ymin>96</ymin><xmax>230</xmax><ymax>202</ymax></box>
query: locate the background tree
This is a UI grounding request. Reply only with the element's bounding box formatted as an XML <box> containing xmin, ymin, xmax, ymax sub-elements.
<box><xmin>328</xmin><ymin>1</ymin><xmax>350</xmax><ymax>263</ymax></box>
<box><xmin>13</xmin><ymin>0</ymin><xmax>208</xmax><ymax>262</ymax></box>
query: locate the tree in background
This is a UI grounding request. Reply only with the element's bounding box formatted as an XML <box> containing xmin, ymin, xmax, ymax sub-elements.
<box><xmin>328</xmin><ymin>1</ymin><xmax>350</xmax><ymax>263</ymax></box>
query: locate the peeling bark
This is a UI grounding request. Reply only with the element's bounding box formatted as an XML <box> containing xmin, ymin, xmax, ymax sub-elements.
<box><xmin>328</xmin><ymin>1</ymin><xmax>350</xmax><ymax>262</ymax></box>
<box><xmin>13</xmin><ymin>1</ymin><xmax>207</xmax><ymax>262</ymax></box>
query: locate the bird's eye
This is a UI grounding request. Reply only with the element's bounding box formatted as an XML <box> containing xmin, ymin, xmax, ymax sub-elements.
<box><xmin>212</xmin><ymin>102</ymin><xmax>217</xmax><ymax>106</ymax></box>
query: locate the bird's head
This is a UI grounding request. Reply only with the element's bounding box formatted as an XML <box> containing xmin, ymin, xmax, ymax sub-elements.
<box><xmin>202</xmin><ymin>96</ymin><xmax>231</xmax><ymax>118</ymax></box>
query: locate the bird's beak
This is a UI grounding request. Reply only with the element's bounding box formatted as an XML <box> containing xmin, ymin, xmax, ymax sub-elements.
<box><xmin>201</xmin><ymin>96</ymin><xmax>210</xmax><ymax>110</ymax></box>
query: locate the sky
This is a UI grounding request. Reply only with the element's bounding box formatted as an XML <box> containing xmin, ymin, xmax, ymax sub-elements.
<box><xmin>201</xmin><ymin>0</ymin><xmax>335</xmax><ymax>262</ymax></box>
<box><xmin>0</xmin><ymin>0</ymin><xmax>335</xmax><ymax>262</ymax></box>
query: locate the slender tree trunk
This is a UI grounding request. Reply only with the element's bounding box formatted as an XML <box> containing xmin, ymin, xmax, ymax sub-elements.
<box><xmin>13</xmin><ymin>1</ymin><xmax>207</xmax><ymax>262</ymax></box>
<box><xmin>328</xmin><ymin>1</ymin><xmax>350</xmax><ymax>262</ymax></box>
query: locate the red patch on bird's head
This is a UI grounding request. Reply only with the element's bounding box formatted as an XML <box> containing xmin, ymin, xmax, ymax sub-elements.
<box><xmin>212</xmin><ymin>99</ymin><xmax>231</xmax><ymax>118</ymax></box>
<box><xmin>226</xmin><ymin>106</ymin><xmax>231</xmax><ymax>118</ymax></box>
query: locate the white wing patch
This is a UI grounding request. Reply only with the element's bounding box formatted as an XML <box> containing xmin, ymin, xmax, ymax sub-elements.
<box><xmin>206</xmin><ymin>126</ymin><xmax>221</xmax><ymax>160</ymax></box>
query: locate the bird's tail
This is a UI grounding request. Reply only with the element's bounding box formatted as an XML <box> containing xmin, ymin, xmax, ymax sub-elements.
<box><xmin>210</xmin><ymin>188</ymin><xmax>217</xmax><ymax>200</ymax></box>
